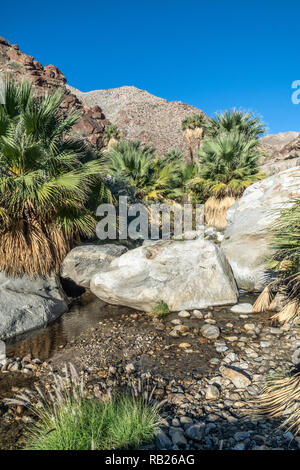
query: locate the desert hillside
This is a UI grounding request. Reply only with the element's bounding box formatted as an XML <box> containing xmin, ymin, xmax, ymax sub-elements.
<box><xmin>68</xmin><ymin>84</ymin><xmax>205</xmax><ymax>159</ymax></box>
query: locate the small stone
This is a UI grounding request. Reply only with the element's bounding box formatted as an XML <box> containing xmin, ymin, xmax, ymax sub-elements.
<box><xmin>221</xmin><ymin>366</ymin><xmax>251</xmax><ymax>389</ymax></box>
<box><xmin>231</xmin><ymin>303</ymin><xmax>253</xmax><ymax>314</ymax></box>
<box><xmin>125</xmin><ymin>363</ymin><xmax>136</xmax><ymax>374</ymax></box>
<box><xmin>178</xmin><ymin>343</ymin><xmax>191</xmax><ymax>349</ymax></box>
<box><xmin>171</xmin><ymin>430</ymin><xmax>187</xmax><ymax>447</ymax></box>
<box><xmin>244</xmin><ymin>323</ymin><xmax>255</xmax><ymax>331</ymax></box>
<box><xmin>178</xmin><ymin>311</ymin><xmax>191</xmax><ymax>318</ymax></box>
<box><xmin>155</xmin><ymin>430</ymin><xmax>172</xmax><ymax>449</ymax></box>
<box><xmin>201</xmin><ymin>324</ymin><xmax>220</xmax><ymax>340</ymax></box>
<box><xmin>234</xmin><ymin>431</ymin><xmax>250</xmax><ymax>442</ymax></box>
<box><xmin>185</xmin><ymin>424</ymin><xmax>205</xmax><ymax>441</ymax></box>
<box><xmin>205</xmin><ymin>385</ymin><xmax>220</xmax><ymax>400</ymax></box>
<box><xmin>171</xmin><ymin>319</ymin><xmax>182</xmax><ymax>325</ymax></box>
<box><xmin>192</xmin><ymin>310</ymin><xmax>203</xmax><ymax>319</ymax></box>
<box><xmin>108</xmin><ymin>366</ymin><xmax>117</xmax><ymax>375</ymax></box>
<box><xmin>179</xmin><ymin>416</ymin><xmax>193</xmax><ymax>424</ymax></box>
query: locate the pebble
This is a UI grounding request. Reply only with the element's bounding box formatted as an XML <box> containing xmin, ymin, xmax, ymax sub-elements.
<box><xmin>231</xmin><ymin>303</ymin><xmax>253</xmax><ymax>314</ymax></box>
<box><xmin>205</xmin><ymin>385</ymin><xmax>220</xmax><ymax>400</ymax></box>
<box><xmin>178</xmin><ymin>311</ymin><xmax>191</xmax><ymax>318</ymax></box>
<box><xmin>201</xmin><ymin>324</ymin><xmax>220</xmax><ymax>340</ymax></box>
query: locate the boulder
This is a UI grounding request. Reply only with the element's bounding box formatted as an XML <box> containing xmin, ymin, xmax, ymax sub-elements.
<box><xmin>221</xmin><ymin>167</ymin><xmax>300</xmax><ymax>292</ymax></box>
<box><xmin>0</xmin><ymin>274</ymin><xmax>68</xmax><ymax>340</ymax></box>
<box><xmin>90</xmin><ymin>238</ymin><xmax>238</xmax><ymax>312</ymax></box>
<box><xmin>60</xmin><ymin>244</ymin><xmax>128</xmax><ymax>288</ymax></box>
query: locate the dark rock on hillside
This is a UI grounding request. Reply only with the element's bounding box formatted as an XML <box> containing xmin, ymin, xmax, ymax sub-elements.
<box><xmin>0</xmin><ymin>37</ymin><xmax>110</xmax><ymax>148</ymax></box>
<box><xmin>68</xmin><ymin>85</ymin><xmax>206</xmax><ymax>159</ymax></box>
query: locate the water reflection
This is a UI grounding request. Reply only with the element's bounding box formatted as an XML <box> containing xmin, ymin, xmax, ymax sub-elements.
<box><xmin>6</xmin><ymin>293</ymin><xmax>129</xmax><ymax>361</ymax></box>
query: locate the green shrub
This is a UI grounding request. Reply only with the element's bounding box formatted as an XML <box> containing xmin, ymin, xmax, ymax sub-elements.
<box><xmin>150</xmin><ymin>301</ymin><xmax>170</xmax><ymax>318</ymax></box>
<box><xmin>6</xmin><ymin>364</ymin><xmax>161</xmax><ymax>450</ymax></box>
<box><xmin>24</xmin><ymin>394</ymin><xmax>159</xmax><ymax>450</ymax></box>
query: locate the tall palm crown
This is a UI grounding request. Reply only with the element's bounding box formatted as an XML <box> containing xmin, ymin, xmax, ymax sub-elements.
<box><xmin>182</xmin><ymin>114</ymin><xmax>207</xmax><ymax>161</ymax></box>
<box><xmin>103</xmin><ymin>123</ymin><xmax>121</xmax><ymax>146</ymax></box>
<box><xmin>190</xmin><ymin>132</ymin><xmax>264</xmax><ymax>198</ymax></box>
<box><xmin>206</xmin><ymin>109</ymin><xmax>266</xmax><ymax>139</ymax></box>
<box><xmin>0</xmin><ymin>80</ymin><xmax>102</xmax><ymax>277</ymax></box>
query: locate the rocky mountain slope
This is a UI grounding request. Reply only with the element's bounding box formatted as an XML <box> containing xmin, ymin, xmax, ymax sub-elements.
<box><xmin>68</xmin><ymin>85</ymin><xmax>205</xmax><ymax>159</ymax></box>
<box><xmin>0</xmin><ymin>36</ymin><xmax>109</xmax><ymax>147</ymax></box>
<box><xmin>259</xmin><ymin>131</ymin><xmax>300</xmax><ymax>174</ymax></box>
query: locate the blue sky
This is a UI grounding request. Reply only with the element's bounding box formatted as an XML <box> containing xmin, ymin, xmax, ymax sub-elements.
<box><xmin>1</xmin><ymin>0</ymin><xmax>300</xmax><ymax>134</ymax></box>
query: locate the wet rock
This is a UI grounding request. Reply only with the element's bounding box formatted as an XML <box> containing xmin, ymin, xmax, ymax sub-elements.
<box><xmin>231</xmin><ymin>303</ymin><xmax>253</xmax><ymax>314</ymax></box>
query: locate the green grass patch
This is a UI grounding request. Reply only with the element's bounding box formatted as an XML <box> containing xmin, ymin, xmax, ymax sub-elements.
<box><xmin>24</xmin><ymin>394</ymin><xmax>160</xmax><ymax>450</ymax></box>
<box><xmin>150</xmin><ymin>300</ymin><xmax>170</xmax><ymax>318</ymax></box>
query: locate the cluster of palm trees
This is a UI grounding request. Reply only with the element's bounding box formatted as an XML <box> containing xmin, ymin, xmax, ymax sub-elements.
<box><xmin>0</xmin><ymin>78</ymin><xmax>267</xmax><ymax>277</ymax></box>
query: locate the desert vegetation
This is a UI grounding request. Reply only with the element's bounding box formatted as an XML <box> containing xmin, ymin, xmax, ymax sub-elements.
<box><xmin>0</xmin><ymin>80</ymin><xmax>109</xmax><ymax>277</ymax></box>
<box><xmin>6</xmin><ymin>364</ymin><xmax>160</xmax><ymax>450</ymax></box>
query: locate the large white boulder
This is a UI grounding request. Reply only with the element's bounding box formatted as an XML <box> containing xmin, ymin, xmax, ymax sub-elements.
<box><xmin>0</xmin><ymin>274</ymin><xmax>68</xmax><ymax>340</ymax></box>
<box><xmin>90</xmin><ymin>238</ymin><xmax>238</xmax><ymax>312</ymax></box>
<box><xmin>221</xmin><ymin>167</ymin><xmax>300</xmax><ymax>292</ymax></box>
<box><xmin>60</xmin><ymin>244</ymin><xmax>128</xmax><ymax>288</ymax></box>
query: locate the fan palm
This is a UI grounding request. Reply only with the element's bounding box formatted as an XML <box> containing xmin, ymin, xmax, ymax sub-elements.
<box><xmin>206</xmin><ymin>109</ymin><xmax>266</xmax><ymax>139</ymax></box>
<box><xmin>182</xmin><ymin>114</ymin><xmax>207</xmax><ymax>161</ymax></box>
<box><xmin>103</xmin><ymin>124</ymin><xmax>121</xmax><ymax>150</ymax></box>
<box><xmin>0</xmin><ymin>79</ymin><xmax>104</xmax><ymax>278</ymax></box>
<box><xmin>189</xmin><ymin>132</ymin><xmax>264</xmax><ymax>228</ymax></box>
<box><xmin>253</xmin><ymin>198</ymin><xmax>300</xmax><ymax>323</ymax></box>
<box><xmin>106</xmin><ymin>140</ymin><xmax>177</xmax><ymax>201</ymax></box>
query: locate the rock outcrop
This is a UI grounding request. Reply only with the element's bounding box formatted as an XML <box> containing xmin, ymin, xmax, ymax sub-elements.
<box><xmin>68</xmin><ymin>85</ymin><xmax>206</xmax><ymax>159</ymax></box>
<box><xmin>259</xmin><ymin>131</ymin><xmax>300</xmax><ymax>175</ymax></box>
<box><xmin>90</xmin><ymin>238</ymin><xmax>238</xmax><ymax>312</ymax></box>
<box><xmin>60</xmin><ymin>244</ymin><xmax>128</xmax><ymax>288</ymax></box>
<box><xmin>0</xmin><ymin>274</ymin><xmax>68</xmax><ymax>340</ymax></box>
<box><xmin>0</xmin><ymin>37</ymin><xmax>110</xmax><ymax>147</ymax></box>
<box><xmin>221</xmin><ymin>167</ymin><xmax>300</xmax><ymax>292</ymax></box>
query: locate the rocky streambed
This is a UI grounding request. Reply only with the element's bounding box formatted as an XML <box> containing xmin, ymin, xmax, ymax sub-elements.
<box><xmin>1</xmin><ymin>292</ymin><xmax>299</xmax><ymax>450</ymax></box>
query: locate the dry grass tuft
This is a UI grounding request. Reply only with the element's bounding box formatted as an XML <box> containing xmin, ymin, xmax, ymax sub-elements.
<box><xmin>254</xmin><ymin>373</ymin><xmax>300</xmax><ymax>435</ymax></box>
<box><xmin>204</xmin><ymin>196</ymin><xmax>236</xmax><ymax>230</ymax></box>
<box><xmin>271</xmin><ymin>299</ymin><xmax>300</xmax><ymax>324</ymax></box>
<box><xmin>252</xmin><ymin>286</ymin><xmax>274</xmax><ymax>313</ymax></box>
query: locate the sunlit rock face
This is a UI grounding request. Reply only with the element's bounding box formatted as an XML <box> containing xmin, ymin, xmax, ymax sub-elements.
<box><xmin>90</xmin><ymin>238</ymin><xmax>238</xmax><ymax>312</ymax></box>
<box><xmin>221</xmin><ymin>167</ymin><xmax>300</xmax><ymax>292</ymax></box>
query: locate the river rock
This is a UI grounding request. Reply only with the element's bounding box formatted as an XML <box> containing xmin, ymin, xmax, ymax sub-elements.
<box><xmin>60</xmin><ymin>244</ymin><xmax>128</xmax><ymax>288</ymax></box>
<box><xmin>201</xmin><ymin>324</ymin><xmax>220</xmax><ymax>340</ymax></box>
<box><xmin>230</xmin><ymin>303</ymin><xmax>253</xmax><ymax>314</ymax></box>
<box><xmin>221</xmin><ymin>167</ymin><xmax>300</xmax><ymax>291</ymax></box>
<box><xmin>0</xmin><ymin>274</ymin><xmax>68</xmax><ymax>340</ymax></box>
<box><xmin>221</xmin><ymin>366</ymin><xmax>251</xmax><ymax>389</ymax></box>
<box><xmin>90</xmin><ymin>238</ymin><xmax>238</xmax><ymax>312</ymax></box>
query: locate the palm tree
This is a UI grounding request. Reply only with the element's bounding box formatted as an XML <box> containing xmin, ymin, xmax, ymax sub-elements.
<box><xmin>103</xmin><ymin>123</ymin><xmax>121</xmax><ymax>150</ymax></box>
<box><xmin>253</xmin><ymin>198</ymin><xmax>300</xmax><ymax>323</ymax></box>
<box><xmin>181</xmin><ymin>114</ymin><xmax>207</xmax><ymax>161</ymax></box>
<box><xmin>188</xmin><ymin>132</ymin><xmax>264</xmax><ymax>228</ymax></box>
<box><xmin>206</xmin><ymin>109</ymin><xmax>266</xmax><ymax>139</ymax></box>
<box><xmin>106</xmin><ymin>140</ymin><xmax>178</xmax><ymax>201</ymax></box>
<box><xmin>0</xmin><ymin>79</ymin><xmax>104</xmax><ymax>278</ymax></box>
